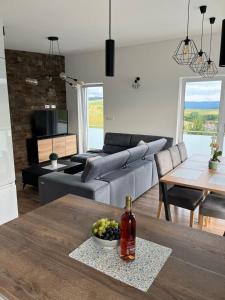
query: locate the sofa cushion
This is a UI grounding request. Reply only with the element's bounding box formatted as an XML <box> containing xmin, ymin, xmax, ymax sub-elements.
<box><xmin>81</xmin><ymin>150</ymin><xmax>129</xmax><ymax>182</ymax></box>
<box><xmin>126</xmin><ymin>160</ymin><xmax>153</xmax><ymax>198</ymax></box>
<box><xmin>103</xmin><ymin>144</ymin><xmax>128</xmax><ymax>154</ymax></box>
<box><xmin>104</xmin><ymin>132</ymin><xmax>131</xmax><ymax>147</ymax></box>
<box><xmin>71</xmin><ymin>153</ymin><xmax>99</xmax><ymax>164</ymax></box>
<box><xmin>100</xmin><ymin>168</ymin><xmax>135</xmax><ymax>208</ymax></box>
<box><xmin>39</xmin><ymin>172</ymin><xmax>110</xmax><ymax>204</ymax></box>
<box><xmin>127</xmin><ymin>144</ymin><xmax>148</xmax><ymax>164</ymax></box>
<box><xmin>145</xmin><ymin>138</ymin><xmax>167</xmax><ymax>157</ymax></box>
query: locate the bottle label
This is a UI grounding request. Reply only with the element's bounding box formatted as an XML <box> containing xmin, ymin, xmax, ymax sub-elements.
<box><xmin>126</xmin><ymin>241</ymin><xmax>135</xmax><ymax>254</ymax></box>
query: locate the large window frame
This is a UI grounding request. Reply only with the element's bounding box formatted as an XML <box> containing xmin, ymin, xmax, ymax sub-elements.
<box><xmin>81</xmin><ymin>83</ymin><xmax>104</xmax><ymax>150</ymax></box>
<box><xmin>177</xmin><ymin>75</ymin><xmax>225</xmax><ymax>152</ymax></box>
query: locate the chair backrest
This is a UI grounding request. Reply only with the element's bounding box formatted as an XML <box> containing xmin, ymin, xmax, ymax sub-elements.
<box><xmin>177</xmin><ymin>142</ymin><xmax>188</xmax><ymax>162</ymax></box>
<box><xmin>169</xmin><ymin>145</ymin><xmax>181</xmax><ymax>168</ymax></box>
<box><xmin>155</xmin><ymin>150</ymin><xmax>173</xmax><ymax>178</ymax></box>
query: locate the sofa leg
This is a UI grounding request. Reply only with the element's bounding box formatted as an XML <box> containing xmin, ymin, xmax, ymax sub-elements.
<box><xmin>157</xmin><ymin>201</ymin><xmax>163</xmax><ymax>219</ymax></box>
<box><xmin>189</xmin><ymin>211</ymin><xmax>194</xmax><ymax>227</ymax></box>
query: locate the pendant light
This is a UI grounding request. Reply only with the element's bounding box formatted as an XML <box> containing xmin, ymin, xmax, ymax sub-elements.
<box><xmin>190</xmin><ymin>5</ymin><xmax>208</xmax><ymax>73</ymax></box>
<box><xmin>25</xmin><ymin>37</ymin><xmax>84</xmax><ymax>87</ymax></box>
<box><xmin>105</xmin><ymin>0</ymin><xmax>115</xmax><ymax>76</ymax></box>
<box><xmin>219</xmin><ymin>19</ymin><xmax>225</xmax><ymax>67</ymax></box>
<box><xmin>172</xmin><ymin>0</ymin><xmax>198</xmax><ymax>65</ymax></box>
<box><xmin>200</xmin><ymin>17</ymin><xmax>218</xmax><ymax>78</ymax></box>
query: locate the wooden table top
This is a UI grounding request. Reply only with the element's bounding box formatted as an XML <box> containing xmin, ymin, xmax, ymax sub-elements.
<box><xmin>161</xmin><ymin>154</ymin><xmax>225</xmax><ymax>194</ymax></box>
<box><xmin>0</xmin><ymin>195</ymin><xmax>225</xmax><ymax>300</ymax></box>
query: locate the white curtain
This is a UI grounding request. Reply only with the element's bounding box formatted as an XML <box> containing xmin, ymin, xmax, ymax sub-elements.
<box><xmin>77</xmin><ymin>86</ymin><xmax>88</xmax><ymax>153</ymax></box>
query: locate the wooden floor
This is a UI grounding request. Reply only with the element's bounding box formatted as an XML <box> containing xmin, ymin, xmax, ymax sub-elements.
<box><xmin>16</xmin><ymin>173</ymin><xmax>225</xmax><ymax>236</ymax></box>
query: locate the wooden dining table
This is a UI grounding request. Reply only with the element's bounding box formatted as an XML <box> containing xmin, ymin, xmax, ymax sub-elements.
<box><xmin>160</xmin><ymin>154</ymin><xmax>225</xmax><ymax>221</ymax></box>
<box><xmin>0</xmin><ymin>194</ymin><xmax>225</xmax><ymax>299</ymax></box>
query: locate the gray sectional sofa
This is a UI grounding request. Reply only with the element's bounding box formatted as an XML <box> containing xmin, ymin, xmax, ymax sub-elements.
<box><xmin>39</xmin><ymin>132</ymin><xmax>173</xmax><ymax>208</ymax></box>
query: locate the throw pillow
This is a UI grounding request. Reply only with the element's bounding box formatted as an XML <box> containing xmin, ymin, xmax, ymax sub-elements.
<box><xmin>137</xmin><ymin>140</ymin><xmax>146</xmax><ymax>146</ymax></box>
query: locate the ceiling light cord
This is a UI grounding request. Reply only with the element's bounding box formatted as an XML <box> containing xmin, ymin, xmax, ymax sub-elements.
<box><xmin>186</xmin><ymin>0</ymin><xmax>190</xmax><ymax>37</ymax></box>
<box><xmin>209</xmin><ymin>23</ymin><xmax>212</xmax><ymax>59</ymax></box>
<box><xmin>109</xmin><ymin>0</ymin><xmax>111</xmax><ymax>39</ymax></box>
<box><xmin>200</xmin><ymin>11</ymin><xmax>205</xmax><ymax>51</ymax></box>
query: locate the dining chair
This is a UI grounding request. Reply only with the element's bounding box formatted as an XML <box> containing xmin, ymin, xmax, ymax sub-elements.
<box><xmin>169</xmin><ymin>145</ymin><xmax>181</xmax><ymax>168</ymax></box>
<box><xmin>177</xmin><ymin>142</ymin><xmax>188</xmax><ymax>162</ymax></box>
<box><xmin>199</xmin><ymin>193</ymin><xmax>225</xmax><ymax>230</ymax></box>
<box><xmin>155</xmin><ymin>150</ymin><xmax>204</xmax><ymax>226</ymax></box>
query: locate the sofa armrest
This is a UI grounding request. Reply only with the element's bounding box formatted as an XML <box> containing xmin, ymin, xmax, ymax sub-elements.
<box><xmin>39</xmin><ymin>172</ymin><xmax>110</xmax><ymax>204</ymax></box>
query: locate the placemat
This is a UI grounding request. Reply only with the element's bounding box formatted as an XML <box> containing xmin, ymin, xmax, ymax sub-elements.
<box><xmin>181</xmin><ymin>161</ymin><xmax>207</xmax><ymax>171</ymax></box>
<box><xmin>171</xmin><ymin>168</ymin><xmax>202</xmax><ymax>180</ymax></box>
<box><xmin>208</xmin><ymin>174</ymin><xmax>225</xmax><ymax>187</ymax></box>
<box><xmin>42</xmin><ymin>163</ymin><xmax>66</xmax><ymax>170</ymax></box>
<box><xmin>69</xmin><ymin>237</ymin><xmax>172</xmax><ymax>292</ymax></box>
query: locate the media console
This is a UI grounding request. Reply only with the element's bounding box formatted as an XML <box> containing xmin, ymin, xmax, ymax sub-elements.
<box><xmin>26</xmin><ymin>134</ymin><xmax>77</xmax><ymax>164</ymax></box>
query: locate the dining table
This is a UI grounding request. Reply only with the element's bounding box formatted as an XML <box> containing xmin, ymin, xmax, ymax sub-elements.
<box><xmin>160</xmin><ymin>154</ymin><xmax>225</xmax><ymax>221</ymax></box>
<box><xmin>0</xmin><ymin>194</ymin><xmax>225</xmax><ymax>299</ymax></box>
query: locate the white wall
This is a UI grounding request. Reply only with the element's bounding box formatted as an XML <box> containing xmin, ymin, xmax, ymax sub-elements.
<box><xmin>65</xmin><ymin>34</ymin><xmax>225</xmax><ymax>142</ymax></box>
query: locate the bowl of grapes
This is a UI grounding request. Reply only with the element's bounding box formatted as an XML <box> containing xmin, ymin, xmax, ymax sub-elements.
<box><xmin>92</xmin><ymin>218</ymin><xmax>120</xmax><ymax>249</ymax></box>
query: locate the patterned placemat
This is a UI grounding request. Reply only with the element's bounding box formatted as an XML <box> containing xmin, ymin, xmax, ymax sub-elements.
<box><xmin>171</xmin><ymin>168</ymin><xmax>202</xmax><ymax>180</ymax></box>
<box><xmin>208</xmin><ymin>174</ymin><xmax>225</xmax><ymax>186</ymax></box>
<box><xmin>69</xmin><ymin>237</ymin><xmax>172</xmax><ymax>292</ymax></box>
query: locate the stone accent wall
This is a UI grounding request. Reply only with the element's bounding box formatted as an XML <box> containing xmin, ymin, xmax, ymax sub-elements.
<box><xmin>5</xmin><ymin>49</ymin><xmax>66</xmax><ymax>170</ymax></box>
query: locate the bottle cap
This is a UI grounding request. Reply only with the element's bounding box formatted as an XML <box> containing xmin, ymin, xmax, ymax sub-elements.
<box><xmin>126</xmin><ymin>195</ymin><xmax>132</xmax><ymax>210</ymax></box>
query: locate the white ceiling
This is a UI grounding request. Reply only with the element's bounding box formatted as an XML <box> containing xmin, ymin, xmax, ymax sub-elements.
<box><xmin>1</xmin><ymin>0</ymin><xmax>225</xmax><ymax>55</ymax></box>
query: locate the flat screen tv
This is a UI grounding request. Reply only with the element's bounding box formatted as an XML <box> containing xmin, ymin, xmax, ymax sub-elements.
<box><xmin>32</xmin><ymin>110</ymin><xmax>68</xmax><ymax>137</ymax></box>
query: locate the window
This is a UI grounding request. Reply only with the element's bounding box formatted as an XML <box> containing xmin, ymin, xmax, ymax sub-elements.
<box><xmin>83</xmin><ymin>85</ymin><xmax>104</xmax><ymax>150</ymax></box>
<box><xmin>178</xmin><ymin>77</ymin><xmax>225</xmax><ymax>156</ymax></box>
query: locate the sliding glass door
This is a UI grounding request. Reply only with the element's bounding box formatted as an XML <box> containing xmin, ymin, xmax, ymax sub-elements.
<box><xmin>178</xmin><ymin>77</ymin><xmax>225</xmax><ymax>156</ymax></box>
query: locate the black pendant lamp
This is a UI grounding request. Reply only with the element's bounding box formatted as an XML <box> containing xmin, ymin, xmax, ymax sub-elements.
<box><xmin>172</xmin><ymin>0</ymin><xmax>198</xmax><ymax>65</ymax></box>
<box><xmin>105</xmin><ymin>0</ymin><xmax>115</xmax><ymax>76</ymax></box>
<box><xmin>200</xmin><ymin>17</ymin><xmax>218</xmax><ymax>78</ymax></box>
<box><xmin>219</xmin><ymin>19</ymin><xmax>225</xmax><ymax>67</ymax></box>
<box><xmin>190</xmin><ymin>5</ymin><xmax>208</xmax><ymax>73</ymax></box>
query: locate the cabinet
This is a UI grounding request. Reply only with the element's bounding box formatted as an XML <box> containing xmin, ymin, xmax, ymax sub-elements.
<box><xmin>27</xmin><ymin>134</ymin><xmax>77</xmax><ymax>164</ymax></box>
<box><xmin>66</xmin><ymin>135</ymin><xmax>77</xmax><ymax>156</ymax></box>
<box><xmin>38</xmin><ymin>139</ymin><xmax>52</xmax><ymax>162</ymax></box>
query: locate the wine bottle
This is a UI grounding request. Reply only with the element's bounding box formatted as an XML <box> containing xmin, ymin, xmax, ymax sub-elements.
<box><xmin>120</xmin><ymin>195</ymin><xmax>136</xmax><ymax>261</ymax></box>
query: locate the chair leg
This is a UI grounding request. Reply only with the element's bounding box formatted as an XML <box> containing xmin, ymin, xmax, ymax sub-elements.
<box><xmin>157</xmin><ymin>201</ymin><xmax>163</xmax><ymax>219</ymax></box>
<box><xmin>189</xmin><ymin>211</ymin><xmax>194</xmax><ymax>227</ymax></box>
<box><xmin>204</xmin><ymin>216</ymin><xmax>209</xmax><ymax>227</ymax></box>
<box><xmin>199</xmin><ymin>214</ymin><xmax>204</xmax><ymax>230</ymax></box>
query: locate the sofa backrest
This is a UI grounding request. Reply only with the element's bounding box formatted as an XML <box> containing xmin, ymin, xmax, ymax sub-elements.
<box><xmin>127</xmin><ymin>144</ymin><xmax>148</xmax><ymax>164</ymax></box>
<box><xmin>103</xmin><ymin>133</ymin><xmax>131</xmax><ymax>154</ymax></box>
<box><xmin>145</xmin><ymin>138</ymin><xmax>167</xmax><ymax>157</ymax></box>
<box><xmin>130</xmin><ymin>134</ymin><xmax>173</xmax><ymax>150</ymax></box>
<box><xmin>103</xmin><ymin>132</ymin><xmax>173</xmax><ymax>154</ymax></box>
<box><xmin>81</xmin><ymin>150</ymin><xmax>130</xmax><ymax>182</ymax></box>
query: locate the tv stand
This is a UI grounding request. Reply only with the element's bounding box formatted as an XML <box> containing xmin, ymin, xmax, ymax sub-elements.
<box><xmin>26</xmin><ymin>134</ymin><xmax>77</xmax><ymax>164</ymax></box>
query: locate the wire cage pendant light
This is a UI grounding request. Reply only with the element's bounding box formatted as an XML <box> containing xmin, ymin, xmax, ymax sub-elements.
<box><xmin>172</xmin><ymin>0</ymin><xmax>198</xmax><ymax>65</ymax></box>
<box><xmin>190</xmin><ymin>5</ymin><xmax>208</xmax><ymax>73</ymax></box>
<box><xmin>200</xmin><ymin>17</ymin><xmax>218</xmax><ymax>78</ymax></box>
<box><xmin>105</xmin><ymin>0</ymin><xmax>115</xmax><ymax>76</ymax></box>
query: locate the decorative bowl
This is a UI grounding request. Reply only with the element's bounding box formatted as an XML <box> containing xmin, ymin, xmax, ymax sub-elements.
<box><xmin>92</xmin><ymin>235</ymin><xmax>119</xmax><ymax>249</ymax></box>
<box><xmin>92</xmin><ymin>218</ymin><xmax>120</xmax><ymax>249</ymax></box>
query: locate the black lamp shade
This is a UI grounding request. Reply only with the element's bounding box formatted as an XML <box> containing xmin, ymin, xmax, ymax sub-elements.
<box><xmin>105</xmin><ymin>39</ymin><xmax>115</xmax><ymax>76</ymax></box>
<box><xmin>219</xmin><ymin>19</ymin><xmax>225</xmax><ymax>67</ymax></box>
